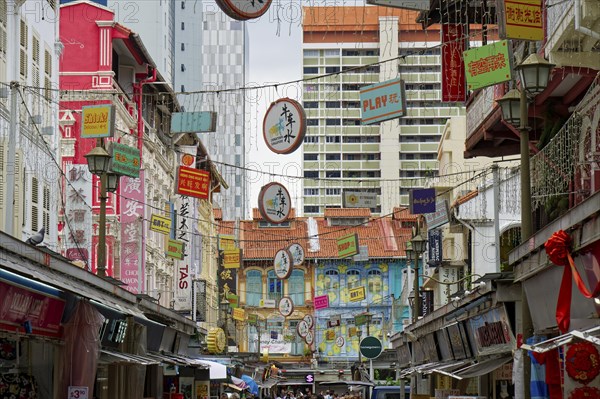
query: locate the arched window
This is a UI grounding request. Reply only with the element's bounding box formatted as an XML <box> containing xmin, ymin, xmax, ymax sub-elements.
<box><xmin>347</xmin><ymin>269</ymin><xmax>361</xmax><ymax>289</ymax></box>
<box><xmin>367</xmin><ymin>269</ymin><xmax>382</xmax><ymax>302</ymax></box>
<box><xmin>246</xmin><ymin>270</ymin><xmax>262</xmax><ymax>306</ymax></box>
<box><xmin>325</xmin><ymin>270</ymin><xmax>340</xmax><ymax>305</ymax></box>
<box><xmin>289</xmin><ymin>269</ymin><xmax>305</xmax><ymax>306</ymax></box>
<box><xmin>267</xmin><ymin>270</ymin><xmax>282</xmax><ymax>301</ymax></box>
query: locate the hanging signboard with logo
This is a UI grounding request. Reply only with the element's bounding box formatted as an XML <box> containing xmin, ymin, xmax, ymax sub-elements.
<box><xmin>218</xmin><ymin>234</ymin><xmax>237</xmax><ymax>251</ymax></box>
<box><xmin>150</xmin><ymin>214</ymin><xmax>171</xmax><ymax>235</ymax></box>
<box><xmin>81</xmin><ymin>104</ymin><xmax>115</xmax><ymax>138</ymax></box>
<box><xmin>349</xmin><ymin>286</ymin><xmax>366</xmax><ymax>302</ymax></box>
<box><xmin>258</xmin><ymin>182</ymin><xmax>292</xmax><ymax>224</ymax></box>
<box><xmin>303</xmin><ymin>314</ymin><xmax>314</xmax><ymax>329</ymax></box>
<box><xmin>428</xmin><ymin>229</ymin><xmax>442</xmax><ymax>266</ymax></box>
<box><xmin>171</xmin><ymin>111</ymin><xmax>217</xmax><ymax>134</ymax></box>
<box><xmin>223</xmin><ymin>249</ymin><xmax>242</xmax><ymax>269</ymax></box>
<box><xmin>463</xmin><ymin>40</ymin><xmax>513</xmax><ymax>91</ymax></box>
<box><xmin>278</xmin><ymin>296</ymin><xmax>294</xmax><ymax>317</ymax></box>
<box><xmin>176</xmin><ymin>166</ymin><xmax>211</xmax><ymax>199</ymax></box>
<box><xmin>263</xmin><ymin>98</ymin><xmax>307</xmax><ymax>154</ymax></box>
<box><xmin>342</xmin><ymin>190</ymin><xmax>377</xmax><ymax>208</ymax></box>
<box><xmin>287</xmin><ymin>243</ymin><xmax>305</xmax><ymax>266</ymax></box>
<box><xmin>409</xmin><ymin>188</ymin><xmax>436</xmax><ymax>214</ymax></box>
<box><xmin>110</xmin><ymin>143</ymin><xmax>140</xmax><ymax>178</ymax></box>
<box><xmin>166</xmin><ymin>239</ymin><xmax>186</xmax><ymax>260</ymax></box>
<box><xmin>216</xmin><ymin>0</ymin><xmax>273</xmax><ymax>21</ymax></box>
<box><xmin>274</xmin><ymin>249</ymin><xmax>293</xmax><ymax>279</ymax></box>
<box><xmin>360</xmin><ymin>77</ymin><xmax>407</xmax><ymax>125</ymax></box>
<box><xmin>314</xmin><ymin>295</ymin><xmax>329</xmax><ymax>310</ymax></box>
<box><xmin>466</xmin><ymin>305</ymin><xmax>515</xmax><ymax>356</ymax></box>
<box><xmin>500</xmin><ymin>0</ymin><xmax>543</xmax><ymax>41</ymax></box>
<box><xmin>297</xmin><ymin>320</ymin><xmax>310</xmax><ymax>337</ymax></box>
<box><xmin>425</xmin><ymin>199</ymin><xmax>450</xmax><ymax>229</ymax></box>
<box><xmin>337</xmin><ymin>233</ymin><xmax>359</xmax><ymax>258</ymax></box>
<box><xmin>232</xmin><ymin>308</ymin><xmax>246</xmax><ymax>322</ymax></box>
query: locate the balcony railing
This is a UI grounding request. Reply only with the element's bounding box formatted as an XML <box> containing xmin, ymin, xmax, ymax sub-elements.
<box><xmin>531</xmin><ymin>72</ymin><xmax>600</xmax><ymax>230</ymax></box>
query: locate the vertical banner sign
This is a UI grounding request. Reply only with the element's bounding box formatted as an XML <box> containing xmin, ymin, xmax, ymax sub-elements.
<box><xmin>428</xmin><ymin>229</ymin><xmax>442</xmax><ymax>266</ymax></box>
<box><xmin>219</xmin><ymin>255</ymin><xmax>238</xmax><ymax>308</ymax></box>
<box><xmin>173</xmin><ymin>196</ymin><xmax>192</xmax><ymax>312</ymax></box>
<box><xmin>463</xmin><ymin>40</ymin><xmax>512</xmax><ymax>91</ymax></box>
<box><xmin>420</xmin><ymin>290</ymin><xmax>434</xmax><ymax>317</ymax></box>
<box><xmin>64</xmin><ymin>165</ymin><xmax>93</xmax><ymax>267</ymax></box>
<box><xmin>441</xmin><ymin>24</ymin><xmax>466</xmax><ymax>102</ymax></box>
<box><xmin>503</xmin><ymin>0</ymin><xmax>543</xmax><ymax>41</ymax></box>
<box><xmin>120</xmin><ymin>172</ymin><xmax>145</xmax><ymax>294</ymax></box>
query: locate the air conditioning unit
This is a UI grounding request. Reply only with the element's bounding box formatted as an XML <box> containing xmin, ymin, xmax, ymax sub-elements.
<box><xmin>32</xmin><ymin>115</ymin><xmax>43</xmax><ymax>124</ymax></box>
<box><xmin>0</xmin><ymin>87</ymin><xmax>8</xmax><ymax>99</ymax></box>
<box><xmin>41</xmin><ymin>126</ymin><xmax>53</xmax><ymax>136</ymax></box>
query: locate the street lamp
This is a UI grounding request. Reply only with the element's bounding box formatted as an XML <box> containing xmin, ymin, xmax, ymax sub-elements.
<box><xmin>220</xmin><ymin>297</ymin><xmax>230</xmax><ymax>353</ymax></box>
<box><xmin>410</xmin><ymin>232</ymin><xmax>427</xmax><ymax>323</ymax></box>
<box><xmin>84</xmin><ymin>140</ymin><xmax>120</xmax><ymax>277</ymax></box>
<box><xmin>497</xmin><ymin>53</ymin><xmax>554</xmax><ymax>240</ymax></box>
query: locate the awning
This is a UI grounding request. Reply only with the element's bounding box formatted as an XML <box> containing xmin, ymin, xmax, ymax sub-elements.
<box><xmin>224</xmin><ymin>383</ymin><xmax>247</xmax><ymax>392</ymax></box>
<box><xmin>453</xmin><ymin>356</ymin><xmax>512</xmax><ymax>380</ymax></box>
<box><xmin>146</xmin><ymin>352</ymin><xmax>210</xmax><ymax>369</ymax></box>
<box><xmin>100</xmin><ymin>349</ymin><xmax>159</xmax><ymax>366</ymax></box>
<box><xmin>259</xmin><ymin>378</ymin><xmax>280</xmax><ymax>389</ymax></box>
<box><xmin>276</xmin><ymin>379</ymin><xmax>312</xmax><ymax>386</ymax></box>
<box><xmin>196</xmin><ymin>359</ymin><xmax>227</xmax><ymax>379</ymax></box>
<box><xmin>520</xmin><ymin>325</ymin><xmax>600</xmax><ymax>353</ymax></box>
<box><xmin>424</xmin><ymin>360</ymin><xmax>473</xmax><ymax>378</ymax></box>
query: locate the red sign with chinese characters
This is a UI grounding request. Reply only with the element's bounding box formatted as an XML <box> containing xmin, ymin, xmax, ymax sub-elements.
<box><xmin>441</xmin><ymin>24</ymin><xmax>466</xmax><ymax>102</ymax></box>
<box><xmin>176</xmin><ymin>166</ymin><xmax>210</xmax><ymax>199</ymax></box>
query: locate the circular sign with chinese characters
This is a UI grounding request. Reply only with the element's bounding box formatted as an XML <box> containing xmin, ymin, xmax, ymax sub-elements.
<box><xmin>258</xmin><ymin>182</ymin><xmax>292</xmax><ymax>224</ymax></box>
<box><xmin>216</xmin><ymin>0</ymin><xmax>273</xmax><ymax>21</ymax></box>
<box><xmin>305</xmin><ymin>330</ymin><xmax>314</xmax><ymax>345</ymax></box>
<box><xmin>288</xmin><ymin>243</ymin><xmax>305</xmax><ymax>266</ymax></box>
<box><xmin>274</xmin><ymin>249</ymin><xmax>293</xmax><ymax>279</ymax></box>
<box><xmin>297</xmin><ymin>320</ymin><xmax>310</xmax><ymax>338</ymax></box>
<box><xmin>263</xmin><ymin>98</ymin><xmax>306</xmax><ymax>154</ymax></box>
<box><xmin>279</xmin><ymin>296</ymin><xmax>294</xmax><ymax>317</ymax></box>
<box><xmin>303</xmin><ymin>314</ymin><xmax>314</xmax><ymax>329</ymax></box>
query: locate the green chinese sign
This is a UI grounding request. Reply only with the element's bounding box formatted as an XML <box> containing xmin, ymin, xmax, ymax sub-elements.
<box><xmin>354</xmin><ymin>314</ymin><xmax>369</xmax><ymax>326</ymax></box>
<box><xmin>110</xmin><ymin>143</ymin><xmax>140</xmax><ymax>178</ymax></box>
<box><xmin>463</xmin><ymin>40</ymin><xmax>512</xmax><ymax>91</ymax></box>
<box><xmin>166</xmin><ymin>239</ymin><xmax>185</xmax><ymax>260</ymax></box>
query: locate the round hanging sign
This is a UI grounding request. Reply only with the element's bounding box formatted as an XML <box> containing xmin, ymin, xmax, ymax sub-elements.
<box><xmin>258</xmin><ymin>182</ymin><xmax>292</xmax><ymax>224</ymax></box>
<box><xmin>302</xmin><ymin>314</ymin><xmax>314</xmax><ymax>329</ymax></box>
<box><xmin>263</xmin><ymin>98</ymin><xmax>307</xmax><ymax>154</ymax></box>
<box><xmin>274</xmin><ymin>249</ymin><xmax>293</xmax><ymax>279</ymax></box>
<box><xmin>206</xmin><ymin>327</ymin><xmax>227</xmax><ymax>354</ymax></box>
<box><xmin>278</xmin><ymin>296</ymin><xmax>294</xmax><ymax>317</ymax></box>
<box><xmin>288</xmin><ymin>243</ymin><xmax>305</xmax><ymax>266</ymax></box>
<box><xmin>336</xmin><ymin>336</ymin><xmax>345</xmax><ymax>348</ymax></box>
<box><xmin>305</xmin><ymin>330</ymin><xmax>314</xmax><ymax>345</ymax></box>
<box><xmin>297</xmin><ymin>320</ymin><xmax>310</xmax><ymax>338</ymax></box>
<box><xmin>216</xmin><ymin>0</ymin><xmax>272</xmax><ymax>21</ymax></box>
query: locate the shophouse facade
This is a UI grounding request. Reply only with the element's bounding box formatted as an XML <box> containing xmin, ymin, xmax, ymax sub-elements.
<box><xmin>0</xmin><ymin>0</ymin><xmax>60</xmax><ymax>249</ymax></box>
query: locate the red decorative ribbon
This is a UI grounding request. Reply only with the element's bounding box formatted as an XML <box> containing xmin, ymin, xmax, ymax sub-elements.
<box><xmin>545</xmin><ymin>230</ymin><xmax>600</xmax><ymax>333</ymax></box>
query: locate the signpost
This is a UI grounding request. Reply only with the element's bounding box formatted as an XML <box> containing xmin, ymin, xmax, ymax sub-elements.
<box><xmin>360</xmin><ymin>336</ymin><xmax>383</xmax><ymax>382</ymax></box>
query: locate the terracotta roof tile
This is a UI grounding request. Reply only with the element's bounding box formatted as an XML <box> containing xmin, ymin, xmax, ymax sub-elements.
<box><xmin>213</xmin><ymin>208</ymin><xmax>223</xmax><ymax>220</ymax></box>
<box><xmin>392</xmin><ymin>207</ymin><xmax>417</xmax><ymax>221</ymax></box>
<box><xmin>453</xmin><ymin>189</ymin><xmax>478</xmax><ymax>207</ymax></box>
<box><xmin>323</xmin><ymin>208</ymin><xmax>371</xmax><ymax>218</ymax></box>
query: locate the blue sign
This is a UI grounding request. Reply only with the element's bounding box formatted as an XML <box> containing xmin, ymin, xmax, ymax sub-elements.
<box><xmin>428</xmin><ymin>229</ymin><xmax>442</xmax><ymax>266</ymax></box>
<box><xmin>360</xmin><ymin>78</ymin><xmax>407</xmax><ymax>125</ymax></box>
<box><xmin>409</xmin><ymin>188</ymin><xmax>436</xmax><ymax>214</ymax></box>
<box><xmin>171</xmin><ymin>111</ymin><xmax>217</xmax><ymax>134</ymax></box>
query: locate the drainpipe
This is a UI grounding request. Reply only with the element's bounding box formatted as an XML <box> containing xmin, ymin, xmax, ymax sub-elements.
<box><xmin>132</xmin><ymin>67</ymin><xmax>157</xmax><ymax>157</ymax></box>
<box><xmin>575</xmin><ymin>0</ymin><xmax>600</xmax><ymax>41</ymax></box>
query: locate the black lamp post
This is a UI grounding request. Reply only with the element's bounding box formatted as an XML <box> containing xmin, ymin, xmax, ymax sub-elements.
<box><xmin>220</xmin><ymin>297</ymin><xmax>230</xmax><ymax>353</ymax></box>
<box><xmin>497</xmin><ymin>53</ymin><xmax>554</xmax><ymax>241</ymax></box>
<box><xmin>84</xmin><ymin>140</ymin><xmax>120</xmax><ymax>277</ymax></box>
<box><xmin>410</xmin><ymin>232</ymin><xmax>427</xmax><ymax>323</ymax></box>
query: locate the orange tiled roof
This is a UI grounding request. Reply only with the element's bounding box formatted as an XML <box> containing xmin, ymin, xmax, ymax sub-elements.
<box><xmin>392</xmin><ymin>207</ymin><xmax>418</xmax><ymax>221</ymax></box>
<box><xmin>238</xmin><ymin>219</ymin><xmax>309</xmax><ymax>259</ymax></box>
<box><xmin>218</xmin><ymin>220</ymin><xmax>236</xmax><ymax>237</ymax></box>
<box><xmin>213</xmin><ymin>208</ymin><xmax>223</xmax><ymax>220</ymax></box>
<box><xmin>323</xmin><ymin>208</ymin><xmax>371</xmax><ymax>218</ymax></box>
<box><xmin>453</xmin><ymin>189</ymin><xmax>479</xmax><ymax>207</ymax></box>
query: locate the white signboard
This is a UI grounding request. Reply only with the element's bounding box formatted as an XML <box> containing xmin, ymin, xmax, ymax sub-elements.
<box><xmin>366</xmin><ymin>0</ymin><xmax>431</xmax><ymax>11</ymax></box>
<box><xmin>260</xmin><ymin>298</ymin><xmax>277</xmax><ymax>308</ymax></box>
<box><xmin>342</xmin><ymin>190</ymin><xmax>377</xmax><ymax>208</ymax></box>
<box><xmin>263</xmin><ymin>98</ymin><xmax>306</xmax><ymax>154</ymax></box>
<box><xmin>288</xmin><ymin>243</ymin><xmax>305</xmax><ymax>266</ymax></box>
<box><xmin>274</xmin><ymin>249</ymin><xmax>293</xmax><ymax>279</ymax></box>
<box><xmin>258</xmin><ymin>182</ymin><xmax>292</xmax><ymax>224</ymax></box>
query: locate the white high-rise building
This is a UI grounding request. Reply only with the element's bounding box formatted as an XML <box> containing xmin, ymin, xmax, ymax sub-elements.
<box><xmin>302</xmin><ymin>6</ymin><xmax>465</xmax><ymax>216</ymax></box>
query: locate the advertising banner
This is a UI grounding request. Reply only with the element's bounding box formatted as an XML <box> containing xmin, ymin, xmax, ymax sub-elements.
<box><xmin>441</xmin><ymin>24</ymin><xmax>466</xmax><ymax>102</ymax></box>
<box><xmin>81</xmin><ymin>104</ymin><xmax>115</xmax><ymax>138</ymax></box>
<box><xmin>428</xmin><ymin>229</ymin><xmax>442</xmax><ymax>266</ymax></box>
<box><xmin>120</xmin><ymin>172</ymin><xmax>145</xmax><ymax>293</ymax></box>
<box><xmin>176</xmin><ymin>166</ymin><xmax>211</xmax><ymax>199</ymax></box>
<box><xmin>64</xmin><ymin>164</ymin><xmax>93</xmax><ymax>267</ymax></box>
<box><xmin>260</xmin><ymin>333</ymin><xmax>291</xmax><ymax>353</ymax></box>
<box><xmin>409</xmin><ymin>188</ymin><xmax>436</xmax><ymax>214</ymax></box>
<box><xmin>466</xmin><ymin>305</ymin><xmax>515</xmax><ymax>356</ymax></box>
<box><xmin>502</xmin><ymin>0</ymin><xmax>543</xmax><ymax>41</ymax></box>
<box><xmin>314</xmin><ymin>295</ymin><xmax>329</xmax><ymax>310</ymax></box>
<box><xmin>337</xmin><ymin>233</ymin><xmax>359</xmax><ymax>258</ymax></box>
